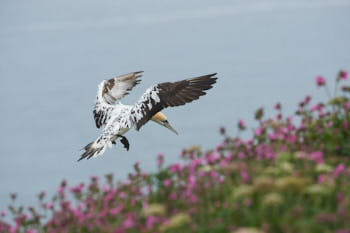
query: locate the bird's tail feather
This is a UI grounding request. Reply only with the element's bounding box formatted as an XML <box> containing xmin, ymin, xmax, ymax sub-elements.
<box><xmin>78</xmin><ymin>137</ymin><xmax>110</xmax><ymax>161</ymax></box>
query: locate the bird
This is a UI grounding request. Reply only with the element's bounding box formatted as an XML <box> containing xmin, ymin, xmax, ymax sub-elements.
<box><xmin>78</xmin><ymin>71</ymin><xmax>217</xmax><ymax>161</ymax></box>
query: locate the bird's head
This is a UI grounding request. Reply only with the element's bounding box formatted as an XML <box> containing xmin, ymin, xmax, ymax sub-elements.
<box><xmin>151</xmin><ymin>112</ymin><xmax>178</xmax><ymax>135</ymax></box>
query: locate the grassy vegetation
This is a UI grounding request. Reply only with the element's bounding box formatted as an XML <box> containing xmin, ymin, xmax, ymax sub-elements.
<box><xmin>1</xmin><ymin>70</ymin><xmax>350</xmax><ymax>233</ymax></box>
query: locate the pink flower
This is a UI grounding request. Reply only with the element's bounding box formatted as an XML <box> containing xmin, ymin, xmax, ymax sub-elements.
<box><xmin>224</xmin><ymin>152</ymin><xmax>233</xmax><ymax>162</ymax></box>
<box><xmin>46</xmin><ymin>202</ymin><xmax>54</xmax><ymax>209</ymax></box>
<box><xmin>216</xmin><ymin>142</ymin><xmax>226</xmax><ymax>151</ymax></box>
<box><xmin>295</xmin><ymin>151</ymin><xmax>308</xmax><ymax>159</ymax></box>
<box><xmin>10</xmin><ymin>226</ymin><xmax>18</xmax><ymax>233</ymax></box>
<box><xmin>244</xmin><ymin>198</ymin><xmax>252</xmax><ymax>207</ymax></box>
<box><xmin>310</xmin><ymin>151</ymin><xmax>323</xmax><ymax>164</ymax></box>
<box><xmin>57</xmin><ymin>186</ymin><xmax>64</xmax><ymax>195</ymax></box>
<box><xmin>318</xmin><ymin>174</ymin><xmax>326</xmax><ymax>184</ymax></box>
<box><xmin>123</xmin><ymin>214</ymin><xmax>135</xmax><ymax>229</ymax></box>
<box><xmin>206</xmin><ymin>152</ymin><xmax>220</xmax><ymax>164</ymax></box>
<box><xmin>110</xmin><ymin>205</ymin><xmax>124</xmax><ymax>216</ymax></box>
<box><xmin>74</xmin><ymin>208</ymin><xmax>85</xmax><ymax>221</ymax></box>
<box><xmin>238</xmin><ymin>119</ymin><xmax>246</xmax><ymax>130</ymax></box>
<box><xmin>104</xmin><ymin>190</ymin><xmax>116</xmax><ymax>202</ymax></box>
<box><xmin>333</xmin><ymin>163</ymin><xmax>345</xmax><ymax>177</ymax></box>
<box><xmin>119</xmin><ymin>192</ymin><xmax>126</xmax><ymax>199</ymax></box>
<box><xmin>303</xmin><ymin>95</ymin><xmax>311</xmax><ymax>105</ymax></box>
<box><xmin>0</xmin><ymin>211</ymin><xmax>6</xmax><ymax>217</ymax></box>
<box><xmin>288</xmin><ymin>134</ymin><xmax>297</xmax><ymax>143</ymax></box>
<box><xmin>163</xmin><ymin>179</ymin><xmax>171</xmax><ymax>187</ymax></box>
<box><xmin>101</xmin><ymin>185</ymin><xmax>109</xmax><ymax>192</ymax></box>
<box><xmin>146</xmin><ymin>216</ymin><xmax>157</xmax><ymax>229</ymax></box>
<box><xmin>280</xmin><ymin>145</ymin><xmax>287</xmax><ymax>152</ymax></box>
<box><xmin>209</xmin><ymin>170</ymin><xmax>218</xmax><ymax>179</ymax></box>
<box><xmin>238</xmin><ymin>152</ymin><xmax>245</xmax><ymax>159</ymax></box>
<box><xmin>315</xmin><ymin>76</ymin><xmax>326</xmax><ymax>87</ymax></box>
<box><xmin>69</xmin><ymin>183</ymin><xmax>84</xmax><ymax>194</ymax></box>
<box><xmin>339</xmin><ymin>70</ymin><xmax>348</xmax><ymax>80</ymax></box>
<box><xmin>157</xmin><ymin>153</ymin><xmax>164</xmax><ymax>167</ymax></box>
<box><xmin>240</xmin><ymin>170</ymin><xmax>249</xmax><ymax>183</ymax></box>
<box><xmin>185</xmin><ymin>175</ymin><xmax>197</xmax><ymax>197</ymax></box>
<box><xmin>124</xmin><ymin>179</ymin><xmax>131</xmax><ymax>185</ymax></box>
<box><xmin>189</xmin><ymin>158</ymin><xmax>202</xmax><ymax>173</ymax></box>
<box><xmin>296</xmin><ymin>107</ymin><xmax>302</xmax><ymax>115</ymax></box>
<box><xmin>179</xmin><ymin>150</ymin><xmax>186</xmax><ymax>157</ymax></box>
<box><xmin>169</xmin><ymin>192</ymin><xmax>177</xmax><ymax>200</ymax></box>
<box><xmin>169</xmin><ymin>163</ymin><xmax>182</xmax><ymax>173</ymax></box>
<box><xmin>26</xmin><ymin>230</ymin><xmax>38</xmax><ymax>233</ymax></box>
<box><xmin>274</xmin><ymin>102</ymin><xmax>281</xmax><ymax>110</ymax></box>
<box><xmin>190</xmin><ymin>195</ymin><xmax>198</xmax><ymax>203</ymax></box>
<box><xmin>319</xmin><ymin>112</ymin><xmax>327</xmax><ymax>118</ymax></box>
<box><xmin>264</xmin><ymin>150</ymin><xmax>275</xmax><ymax>159</ymax></box>
<box><xmin>239</xmin><ymin>119</ymin><xmax>245</xmax><ymax>126</ymax></box>
<box><xmin>343</xmin><ymin>101</ymin><xmax>350</xmax><ymax>111</ymax></box>
<box><xmin>337</xmin><ymin>192</ymin><xmax>344</xmax><ymax>202</ymax></box>
<box><xmin>268</xmin><ymin>133</ymin><xmax>276</xmax><ymax>140</ymax></box>
<box><xmin>254</xmin><ymin>127</ymin><xmax>263</xmax><ymax>136</ymax></box>
<box><xmin>327</xmin><ymin>121</ymin><xmax>333</xmax><ymax>127</ymax></box>
<box><xmin>188</xmin><ymin>175</ymin><xmax>196</xmax><ymax>187</ymax></box>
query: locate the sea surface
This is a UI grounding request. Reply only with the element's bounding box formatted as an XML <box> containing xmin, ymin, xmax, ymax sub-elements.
<box><xmin>0</xmin><ymin>0</ymin><xmax>349</xmax><ymax>211</ymax></box>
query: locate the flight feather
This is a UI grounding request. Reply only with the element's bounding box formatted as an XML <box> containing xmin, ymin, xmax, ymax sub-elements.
<box><xmin>130</xmin><ymin>73</ymin><xmax>217</xmax><ymax>131</ymax></box>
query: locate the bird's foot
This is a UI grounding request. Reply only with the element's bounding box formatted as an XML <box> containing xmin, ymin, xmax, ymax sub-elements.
<box><xmin>117</xmin><ymin>135</ymin><xmax>130</xmax><ymax>151</ymax></box>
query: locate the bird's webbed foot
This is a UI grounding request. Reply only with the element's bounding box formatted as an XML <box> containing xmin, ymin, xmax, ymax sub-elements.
<box><xmin>116</xmin><ymin>135</ymin><xmax>130</xmax><ymax>151</ymax></box>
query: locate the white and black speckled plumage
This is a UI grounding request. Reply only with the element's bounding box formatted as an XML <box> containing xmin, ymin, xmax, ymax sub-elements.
<box><xmin>78</xmin><ymin>72</ymin><xmax>217</xmax><ymax>161</ymax></box>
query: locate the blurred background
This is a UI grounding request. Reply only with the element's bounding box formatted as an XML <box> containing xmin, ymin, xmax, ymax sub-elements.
<box><xmin>0</xmin><ymin>0</ymin><xmax>349</xmax><ymax>211</ymax></box>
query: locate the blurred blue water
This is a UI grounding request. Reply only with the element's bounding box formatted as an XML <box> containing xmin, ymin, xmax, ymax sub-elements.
<box><xmin>0</xmin><ymin>0</ymin><xmax>349</xmax><ymax>211</ymax></box>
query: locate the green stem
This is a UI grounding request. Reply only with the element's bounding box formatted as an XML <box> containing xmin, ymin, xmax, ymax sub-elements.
<box><xmin>324</xmin><ymin>85</ymin><xmax>332</xmax><ymax>99</ymax></box>
<box><xmin>334</xmin><ymin>80</ymin><xmax>339</xmax><ymax>98</ymax></box>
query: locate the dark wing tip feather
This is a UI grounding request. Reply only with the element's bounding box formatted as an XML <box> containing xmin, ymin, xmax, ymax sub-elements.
<box><xmin>160</xmin><ymin>72</ymin><xmax>218</xmax><ymax>107</ymax></box>
<box><xmin>133</xmin><ymin>73</ymin><xmax>217</xmax><ymax>131</ymax></box>
<box><xmin>177</xmin><ymin>72</ymin><xmax>218</xmax><ymax>102</ymax></box>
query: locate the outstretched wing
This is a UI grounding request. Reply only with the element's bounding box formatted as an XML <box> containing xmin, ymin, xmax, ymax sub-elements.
<box><xmin>101</xmin><ymin>71</ymin><xmax>143</xmax><ymax>104</ymax></box>
<box><xmin>93</xmin><ymin>71</ymin><xmax>143</xmax><ymax>128</ymax></box>
<box><xmin>130</xmin><ymin>73</ymin><xmax>217</xmax><ymax>131</ymax></box>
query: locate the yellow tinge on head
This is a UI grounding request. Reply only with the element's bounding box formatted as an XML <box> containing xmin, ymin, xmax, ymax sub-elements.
<box><xmin>151</xmin><ymin>112</ymin><xmax>178</xmax><ymax>135</ymax></box>
<box><xmin>152</xmin><ymin>112</ymin><xmax>167</xmax><ymax>122</ymax></box>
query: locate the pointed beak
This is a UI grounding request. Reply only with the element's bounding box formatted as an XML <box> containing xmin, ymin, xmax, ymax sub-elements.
<box><xmin>163</xmin><ymin>121</ymin><xmax>178</xmax><ymax>135</ymax></box>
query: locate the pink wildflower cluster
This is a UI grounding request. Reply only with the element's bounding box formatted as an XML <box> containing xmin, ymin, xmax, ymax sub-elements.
<box><xmin>1</xmin><ymin>70</ymin><xmax>350</xmax><ymax>233</ymax></box>
<box><xmin>315</xmin><ymin>76</ymin><xmax>326</xmax><ymax>87</ymax></box>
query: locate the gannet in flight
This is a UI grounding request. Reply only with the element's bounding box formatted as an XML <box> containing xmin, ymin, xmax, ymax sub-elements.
<box><xmin>78</xmin><ymin>71</ymin><xmax>217</xmax><ymax>161</ymax></box>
